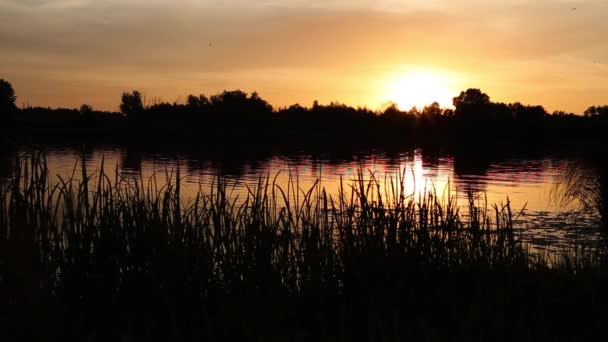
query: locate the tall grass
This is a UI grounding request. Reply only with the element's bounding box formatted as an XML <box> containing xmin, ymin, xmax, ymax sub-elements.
<box><xmin>1</xmin><ymin>153</ymin><xmax>607</xmax><ymax>341</ymax></box>
<box><xmin>552</xmin><ymin>160</ymin><xmax>608</xmax><ymax>229</ymax></box>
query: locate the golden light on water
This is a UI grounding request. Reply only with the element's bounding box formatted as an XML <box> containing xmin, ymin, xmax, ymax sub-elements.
<box><xmin>385</xmin><ymin>69</ymin><xmax>456</xmax><ymax>110</ymax></box>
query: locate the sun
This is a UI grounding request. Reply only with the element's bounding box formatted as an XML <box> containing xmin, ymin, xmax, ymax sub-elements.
<box><xmin>386</xmin><ymin>70</ymin><xmax>455</xmax><ymax>111</ymax></box>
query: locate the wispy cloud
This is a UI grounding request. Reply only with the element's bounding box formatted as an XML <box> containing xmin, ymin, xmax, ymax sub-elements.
<box><xmin>0</xmin><ymin>0</ymin><xmax>607</xmax><ymax>111</ymax></box>
<box><xmin>0</xmin><ymin>0</ymin><xmax>92</xmax><ymax>9</ymax></box>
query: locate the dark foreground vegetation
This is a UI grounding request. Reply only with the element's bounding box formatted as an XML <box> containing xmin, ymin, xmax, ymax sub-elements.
<box><xmin>1</xmin><ymin>154</ymin><xmax>608</xmax><ymax>341</ymax></box>
<box><xmin>2</xmin><ymin>78</ymin><xmax>608</xmax><ymax>149</ymax></box>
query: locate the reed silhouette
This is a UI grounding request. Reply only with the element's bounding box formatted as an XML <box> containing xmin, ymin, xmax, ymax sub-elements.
<box><xmin>554</xmin><ymin>157</ymin><xmax>608</xmax><ymax>228</ymax></box>
<box><xmin>2</xmin><ymin>76</ymin><xmax>608</xmax><ymax>340</ymax></box>
<box><xmin>1</xmin><ymin>154</ymin><xmax>608</xmax><ymax>341</ymax></box>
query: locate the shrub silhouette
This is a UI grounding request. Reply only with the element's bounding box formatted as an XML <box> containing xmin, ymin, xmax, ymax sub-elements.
<box><xmin>0</xmin><ymin>79</ymin><xmax>17</xmax><ymax>124</ymax></box>
<box><xmin>452</xmin><ymin>88</ymin><xmax>491</xmax><ymax>120</ymax></box>
<box><xmin>584</xmin><ymin>105</ymin><xmax>608</xmax><ymax>119</ymax></box>
<box><xmin>120</xmin><ymin>90</ymin><xmax>144</xmax><ymax>117</ymax></box>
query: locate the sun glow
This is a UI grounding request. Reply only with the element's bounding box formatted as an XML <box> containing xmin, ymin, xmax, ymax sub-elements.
<box><xmin>386</xmin><ymin>70</ymin><xmax>456</xmax><ymax>111</ymax></box>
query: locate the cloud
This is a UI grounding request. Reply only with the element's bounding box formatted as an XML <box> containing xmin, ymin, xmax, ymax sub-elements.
<box><xmin>0</xmin><ymin>0</ymin><xmax>92</xmax><ymax>9</ymax></box>
<box><xmin>0</xmin><ymin>0</ymin><xmax>607</xmax><ymax>111</ymax></box>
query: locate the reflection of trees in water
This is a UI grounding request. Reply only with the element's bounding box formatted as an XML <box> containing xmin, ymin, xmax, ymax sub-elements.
<box><xmin>554</xmin><ymin>160</ymin><xmax>608</xmax><ymax>226</ymax></box>
<box><xmin>421</xmin><ymin>154</ymin><xmax>440</xmax><ymax>169</ymax></box>
<box><xmin>451</xmin><ymin>153</ymin><xmax>493</xmax><ymax>195</ymax></box>
<box><xmin>120</xmin><ymin>147</ymin><xmax>143</xmax><ymax>172</ymax></box>
<box><xmin>0</xmin><ymin>153</ymin><xmax>15</xmax><ymax>182</ymax></box>
<box><xmin>453</xmin><ymin>153</ymin><xmax>491</xmax><ymax>176</ymax></box>
<box><xmin>0</xmin><ymin>143</ymin><xmax>17</xmax><ymax>182</ymax></box>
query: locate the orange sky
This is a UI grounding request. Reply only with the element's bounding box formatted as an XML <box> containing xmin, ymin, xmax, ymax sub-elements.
<box><xmin>1</xmin><ymin>0</ymin><xmax>607</xmax><ymax>113</ymax></box>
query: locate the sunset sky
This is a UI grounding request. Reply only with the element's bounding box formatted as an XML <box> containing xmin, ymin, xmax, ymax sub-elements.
<box><xmin>1</xmin><ymin>0</ymin><xmax>607</xmax><ymax>113</ymax></box>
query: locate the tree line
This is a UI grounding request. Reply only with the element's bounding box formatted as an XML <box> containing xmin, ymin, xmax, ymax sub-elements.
<box><xmin>1</xmin><ymin>78</ymin><xmax>607</xmax><ymax>145</ymax></box>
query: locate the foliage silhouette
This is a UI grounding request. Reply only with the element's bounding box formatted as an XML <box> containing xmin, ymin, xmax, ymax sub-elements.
<box><xmin>1</xmin><ymin>78</ymin><xmax>607</xmax><ymax>150</ymax></box>
<box><xmin>584</xmin><ymin>105</ymin><xmax>608</xmax><ymax>118</ymax></box>
<box><xmin>453</xmin><ymin>88</ymin><xmax>490</xmax><ymax>106</ymax></box>
<box><xmin>120</xmin><ymin>90</ymin><xmax>144</xmax><ymax>117</ymax></box>
<box><xmin>0</xmin><ymin>79</ymin><xmax>16</xmax><ymax>126</ymax></box>
<box><xmin>452</xmin><ymin>88</ymin><xmax>493</xmax><ymax>123</ymax></box>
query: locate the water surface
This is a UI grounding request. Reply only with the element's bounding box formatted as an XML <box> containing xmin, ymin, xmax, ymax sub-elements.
<box><xmin>1</xmin><ymin>144</ymin><xmax>602</xmax><ymax>253</ymax></box>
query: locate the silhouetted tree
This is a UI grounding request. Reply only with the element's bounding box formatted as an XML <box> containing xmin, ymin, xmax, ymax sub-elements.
<box><xmin>0</xmin><ymin>79</ymin><xmax>17</xmax><ymax>124</ymax></box>
<box><xmin>283</xmin><ymin>103</ymin><xmax>307</xmax><ymax>116</ymax></box>
<box><xmin>210</xmin><ymin>90</ymin><xmax>272</xmax><ymax>118</ymax></box>
<box><xmin>79</xmin><ymin>104</ymin><xmax>93</xmax><ymax>113</ymax></box>
<box><xmin>120</xmin><ymin>91</ymin><xmax>144</xmax><ymax>117</ymax></box>
<box><xmin>453</xmin><ymin>88</ymin><xmax>491</xmax><ymax>120</ymax></box>
<box><xmin>584</xmin><ymin>105</ymin><xmax>608</xmax><ymax>118</ymax></box>
<box><xmin>551</xmin><ymin>110</ymin><xmax>575</xmax><ymax>117</ymax></box>
<box><xmin>186</xmin><ymin>94</ymin><xmax>210</xmax><ymax>111</ymax></box>
<box><xmin>249</xmin><ymin>92</ymin><xmax>274</xmax><ymax>115</ymax></box>
<box><xmin>421</xmin><ymin>102</ymin><xmax>442</xmax><ymax>119</ymax></box>
<box><xmin>442</xmin><ymin>108</ymin><xmax>455</xmax><ymax>117</ymax></box>
<box><xmin>407</xmin><ymin>106</ymin><xmax>421</xmax><ymax>117</ymax></box>
<box><xmin>453</xmin><ymin>88</ymin><xmax>490</xmax><ymax>106</ymax></box>
<box><xmin>210</xmin><ymin>90</ymin><xmax>248</xmax><ymax>108</ymax></box>
<box><xmin>7</xmin><ymin>83</ymin><xmax>608</xmax><ymax>146</ymax></box>
<box><xmin>381</xmin><ymin>102</ymin><xmax>401</xmax><ymax>118</ymax></box>
<box><xmin>79</xmin><ymin>104</ymin><xmax>94</xmax><ymax>124</ymax></box>
<box><xmin>79</xmin><ymin>104</ymin><xmax>93</xmax><ymax>115</ymax></box>
<box><xmin>417</xmin><ymin>102</ymin><xmax>443</xmax><ymax>134</ymax></box>
<box><xmin>511</xmin><ymin>103</ymin><xmax>546</xmax><ymax>121</ymax></box>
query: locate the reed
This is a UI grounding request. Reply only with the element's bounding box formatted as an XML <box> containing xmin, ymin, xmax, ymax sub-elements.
<box><xmin>1</xmin><ymin>153</ymin><xmax>607</xmax><ymax>341</ymax></box>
